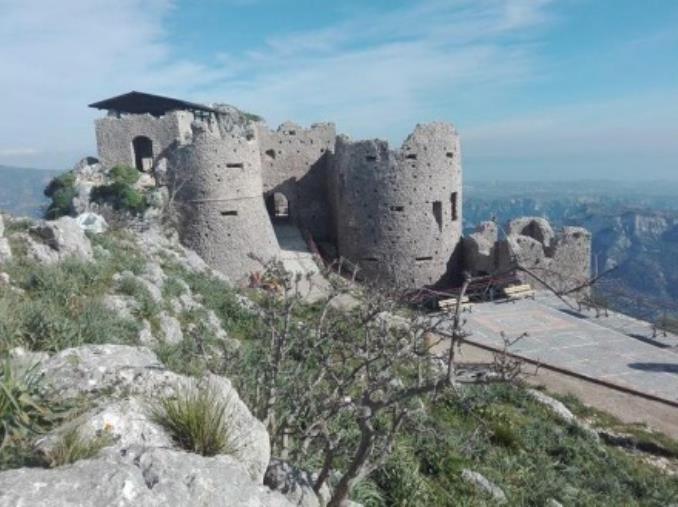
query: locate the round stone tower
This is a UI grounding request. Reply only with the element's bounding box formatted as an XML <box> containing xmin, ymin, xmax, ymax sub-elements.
<box><xmin>331</xmin><ymin>122</ymin><xmax>462</xmax><ymax>288</ymax></box>
<box><xmin>168</xmin><ymin>122</ymin><xmax>280</xmax><ymax>282</ymax></box>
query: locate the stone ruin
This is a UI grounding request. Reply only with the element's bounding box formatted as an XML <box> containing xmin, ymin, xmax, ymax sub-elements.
<box><xmin>463</xmin><ymin>217</ymin><xmax>592</xmax><ymax>293</ymax></box>
<box><xmin>88</xmin><ymin>91</ymin><xmax>590</xmax><ymax>291</ymax></box>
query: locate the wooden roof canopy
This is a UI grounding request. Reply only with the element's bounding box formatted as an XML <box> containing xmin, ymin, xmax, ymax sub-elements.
<box><xmin>89</xmin><ymin>91</ymin><xmax>218</xmax><ymax>116</ymax></box>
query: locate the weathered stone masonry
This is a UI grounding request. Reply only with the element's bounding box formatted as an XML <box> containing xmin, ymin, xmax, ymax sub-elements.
<box><xmin>90</xmin><ymin>92</ymin><xmax>590</xmax><ymax>290</ymax></box>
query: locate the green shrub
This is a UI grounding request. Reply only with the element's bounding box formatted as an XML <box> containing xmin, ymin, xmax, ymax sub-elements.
<box><xmin>153</xmin><ymin>383</ymin><xmax>238</xmax><ymax>457</ymax></box>
<box><xmin>44</xmin><ymin>426</ymin><xmax>113</xmax><ymax>467</ymax></box>
<box><xmin>44</xmin><ymin>171</ymin><xmax>77</xmax><ymax>219</ymax></box>
<box><xmin>91</xmin><ymin>182</ymin><xmax>148</xmax><ymax>214</ymax></box>
<box><xmin>109</xmin><ymin>165</ymin><xmax>140</xmax><ymax>186</ymax></box>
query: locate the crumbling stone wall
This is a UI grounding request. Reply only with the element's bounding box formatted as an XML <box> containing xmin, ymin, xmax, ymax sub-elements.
<box><xmin>167</xmin><ymin>120</ymin><xmax>280</xmax><ymax>282</ymax></box>
<box><xmin>94</xmin><ymin>111</ymin><xmax>194</xmax><ymax>170</ymax></box>
<box><xmin>257</xmin><ymin>122</ymin><xmax>336</xmax><ymax>240</ymax></box>
<box><xmin>464</xmin><ymin>217</ymin><xmax>592</xmax><ymax>293</ymax></box>
<box><xmin>330</xmin><ymin>123</ymin><xmax>463</xmax><ymax>288</ymax></box>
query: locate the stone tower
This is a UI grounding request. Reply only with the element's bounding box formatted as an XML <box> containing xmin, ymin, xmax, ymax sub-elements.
<box><xmin>167</xmin><ymin>121</ymin><xmax>280</xmax><ymax>281</ymax></box>
<box><xmin>330</xmin><ymin>123</ymin><xmax>462</xmax><ymax>288</ymax></box>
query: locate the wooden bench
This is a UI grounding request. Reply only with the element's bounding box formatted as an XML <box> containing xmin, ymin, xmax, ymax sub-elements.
<box><xmin>438</xmin><ymin>295</ymin><xmax>473</xmax><ymax>312</ymax></box>
<box><xmin>503</xmin><ymin>284</ymin><xmax>536</xmax><ymax>301</ymax></box>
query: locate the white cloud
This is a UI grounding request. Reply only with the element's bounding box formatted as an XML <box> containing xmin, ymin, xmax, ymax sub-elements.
<box><xmin>2</xmin><ymin>0</ymin><xmax>674</xmax><ymax>180</ymax></box>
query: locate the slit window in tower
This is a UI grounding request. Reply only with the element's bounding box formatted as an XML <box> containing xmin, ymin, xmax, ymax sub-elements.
<box><xmin>451</xmin><ymin>192</ymin><xmax>458</xmax><ymax>221</ymax></box>
<box><xmin>432</xmin><ymin>201</ymin><xmax>443</xmax><ymax>231</ymax></box>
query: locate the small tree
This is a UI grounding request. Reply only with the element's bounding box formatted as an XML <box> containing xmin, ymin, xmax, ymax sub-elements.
<box><xmin>233</xmin><ymin>261</ymin><xmax>470</xmax><ymax>506</ymax></box>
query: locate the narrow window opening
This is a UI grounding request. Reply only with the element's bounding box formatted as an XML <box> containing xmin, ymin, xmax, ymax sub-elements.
<box><xmin>450</xmin><ymin>192</ymin><xmax>458</xmax><ymax>221</ymax></box>
<box><xmin>365</xmin><ymin>155</ymin><xmax>377</xmax><ymax>162</ymax></box>
<box><xmin>432</xmin><ymin>201</ymin><xmax>443</xmax><ymax>231</ymax></box>
<box><xmin>220</xmin><ymin>210</ymin><xmax>238</xmax><ymax>216</ymax></box>
<box><xmin>265</xmin><ymin>149</ymin><xmax>276</xmax><ymax>160</ymax></box>
<box><xmin>406</xmin><ymin>153</ymin><xmax>417</xmax><ymax>160</ymax></box>
<box><xmin>415</xmin><ymin>256</ymin><xmax>433</xmax><ymax>261</ymax></box>
<box><xmin>132</xmin><ymin>136</ymin><xmax>153</xmax><ymax>172</ymax></box>
<box><xmin>446</xmin><ymin>152</ymin><xmax>454</xmax><ymax>159</ymax></box>
<box><xmin>390</xmin><ymin>205</ymin><xmax>405</xmax><ymax>212</ymax></box>
<box><xmin>227</xmin><ymin>163</ymin><xmax>245</xmax><ymax>169</ymax></box>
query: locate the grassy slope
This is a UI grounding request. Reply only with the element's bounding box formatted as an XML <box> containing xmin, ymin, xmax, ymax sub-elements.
<box><xmin>0</xmin><ymin>228</ymin><xmax>676</xmax><ymax>505</ymax></box>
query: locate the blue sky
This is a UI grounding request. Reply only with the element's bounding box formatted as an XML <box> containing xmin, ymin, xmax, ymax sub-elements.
<box><xmin>0</xmin><ymin>0</ymin><xmax>677</xmax><ymax>179</ymax></box>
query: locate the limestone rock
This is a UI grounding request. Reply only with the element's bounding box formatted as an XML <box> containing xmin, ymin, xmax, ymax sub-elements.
<box><xmin>76</xmin><ymin>212</ymin><xmax>108</xmax><ymax>234</ymax></box>
<box><xmin>0</xmin><ymin>272</ymin><xmax>9</xmax><ymax>286</ymax></box>
<box><xmin>38</xmin><ymin>345</ymin><xmax>271</xmax><ymax>483</ymax></box>
<box><xmin>102</xmin><ymin>294</ymin><xmax>139</xmax><ymax>320</ymax></box>
<box><xmin>264</xmin><ymin>458</ymin><xmax>330</xmax><ymax>507</ymax></box>
<box><xmin>526</xmin><ymin>389</ymin><xmax>598</xmax><ymax>439</ymax></box>
<box><xmin>0</xmin><ymin>238</ymin><xmax>10</xmax><ymax>264</ymax></box>
<box><xmin>461</xmin><ymin>469</ymin><xmax>507</xmax><ymax>504</ymax></box>
<box><xmin>158</xmin><ymin>312</ymin><xmax>183</xmax><ymax>345</ymax></box>
<box><xmin>0</xmin><ymin>446</ymin><xmax>293</xmax><ymax>507</ymax></box>
<box><xmin>25</xmin><ymin>216</ymin><xmax>93</xmax><ymax>264</ymax></box>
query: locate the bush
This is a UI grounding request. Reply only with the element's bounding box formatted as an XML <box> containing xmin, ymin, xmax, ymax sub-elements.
<box><xmin>153</xmin><ymin>383</ymin><xmax>238</xmax><ymax>457</ymax></box>
<box><xmin>109</xmin><ymin>165</ymin><xmax>140</xmax><ymax>186</ymax></box>
<box><xmin>43</xmin><ymin>426</ymin><xmax>113</xmax><ymax>467</ymax></box>
<box><xmin>91</xmin><ymin>182</ymin><xmax>148</xmax><ymax>215</ymax></box>
<box><xmin>44</xmin><ymin>171</ymin><xmax>77</xmax><ymax>219</ymax></box>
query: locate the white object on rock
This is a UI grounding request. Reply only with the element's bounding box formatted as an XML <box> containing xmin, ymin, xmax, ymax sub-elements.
<box><xmin>76</xmin><ymin>212</ymin><xmax>108</xmax><ymax>234</ymax></box>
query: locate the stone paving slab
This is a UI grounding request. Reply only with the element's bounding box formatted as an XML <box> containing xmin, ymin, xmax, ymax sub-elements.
<box><xmin>455</xmin><ymin>299</ymin><xmax>678</xmax><ymax>403</ymax></box>
<box><xmin>537</xmin><ymin>293</ymin><xmax>678</xmax><ymax>350</ymax></box>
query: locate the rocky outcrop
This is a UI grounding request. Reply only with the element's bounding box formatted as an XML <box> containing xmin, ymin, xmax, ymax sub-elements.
<box><xmin>0</xmin><ymin>446</ymin><xmax>291</xmax><ymax>507</ymax></box>
<box><xmin>0</xmin><ymin>344</ymin><xmax>288</xmax><ymax>507</ymax></box>
<box><xmin>15</xmin><ymin>216</ymin><xmax>93</xmax><ymax>264</ymax></box>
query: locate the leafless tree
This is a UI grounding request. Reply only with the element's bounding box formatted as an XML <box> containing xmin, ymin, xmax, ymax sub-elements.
<box><xmin>234</xmin><ymin>262</ymin><xmax>477</xmax><ymax>506</ymax></box>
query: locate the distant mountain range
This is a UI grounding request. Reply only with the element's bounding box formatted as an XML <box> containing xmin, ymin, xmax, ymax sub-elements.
<box><xmin>0</xmin><ymin>165</ymin><xmax>60</xmax><ymax>218</ymax></box>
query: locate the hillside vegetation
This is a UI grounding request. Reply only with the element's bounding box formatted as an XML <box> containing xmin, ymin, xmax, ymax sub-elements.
<box><xmin>0</xmin><ymin>215</ymin><xmax>676</xmax><ymax>506</ymax></box>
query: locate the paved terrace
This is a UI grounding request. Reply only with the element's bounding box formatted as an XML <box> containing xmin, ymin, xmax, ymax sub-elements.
<box><xmin>439</xmin><ymin>295</ymin><xmax>678</xmax><ymax>404</ymax></box>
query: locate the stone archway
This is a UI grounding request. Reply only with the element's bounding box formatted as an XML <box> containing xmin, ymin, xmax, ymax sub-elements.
<box><xmin>265</xmin><ymin>192</ymin><xmax>290</xmax><ymax>222</ymax></box>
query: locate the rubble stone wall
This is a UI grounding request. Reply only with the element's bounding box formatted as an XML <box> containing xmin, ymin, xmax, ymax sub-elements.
<box><xmin>257</xmin><ymin>122</ymin><xmax>336</xmax><ymax>240</ymax></box>
<box><xmin>94</xmin><ymin>111</ymin><xmax>194</xmax><ymax>169</ymax></box>
<box><xmin>330</xmin><ymin>123</ymin><xmax>463</xmax><ymax>288</ymax></box>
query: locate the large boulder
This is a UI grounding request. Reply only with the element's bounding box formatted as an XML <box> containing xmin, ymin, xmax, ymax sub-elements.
<box><xmin>38</xmin><ymin>345</ymin><xmax>271</xmax><ymax>483</ymax></box>
<box><xmin>19</xmin><ymin>216</ymin><xmax>93</xmax><ymax>264</ymax></box>
<box><xmin>0</xmin><ymin>446</ymin><xmax>292</xmax><ymax>507</ymax></box>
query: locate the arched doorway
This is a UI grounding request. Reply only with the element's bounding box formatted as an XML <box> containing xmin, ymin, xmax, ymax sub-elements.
<box><xmin>132</xmin><ymin>136</ymin><xmax>154</xmax><ymax>171</ymax></box>
<box><xmin>265</xmin><ymin>192</ymin><xmax>290</xmax><ymax>222</ymax></box>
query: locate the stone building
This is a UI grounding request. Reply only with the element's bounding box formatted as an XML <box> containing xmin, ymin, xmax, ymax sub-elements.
<box><xmin>89</xmin><ymin>91</ymin><xmax>589</xmax><ymax>290</ymax></box>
